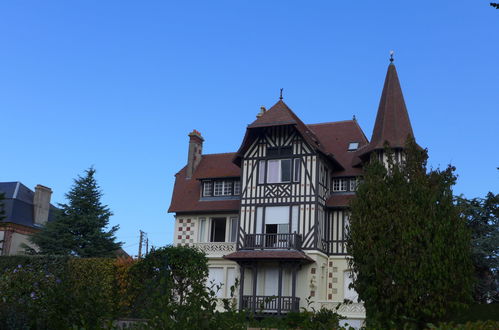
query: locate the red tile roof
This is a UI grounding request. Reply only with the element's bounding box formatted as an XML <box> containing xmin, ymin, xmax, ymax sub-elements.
<box><xmin>168</xmin><ymin>153</ymin><xmax>241</xmax><ymax>213</ymax></box>
<box><xmin>307</xmin><ymin>120</ymin><xmax>368</xmax><ymax>176</ymax></box>
<box><xmin>224</xmin><ymin>250</ymin><xmax>314</xmax><ymax>263</ymax></box>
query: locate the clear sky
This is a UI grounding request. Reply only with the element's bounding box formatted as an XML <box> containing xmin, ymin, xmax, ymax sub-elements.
<box><xmin>1</xmin><ymin>1</ymin><xmax>498</xmax><ymax>256</ymax></box>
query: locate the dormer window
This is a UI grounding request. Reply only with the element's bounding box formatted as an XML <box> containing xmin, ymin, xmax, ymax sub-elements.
<box><xmin>348</xmin><ymin>142</ymin><xmax>359</xmax><ymax>151</ymax></box>
<box><xmin>203</xmin><ymin>179</ymin><xmax>240</xmax><ymax>197</ymax></box>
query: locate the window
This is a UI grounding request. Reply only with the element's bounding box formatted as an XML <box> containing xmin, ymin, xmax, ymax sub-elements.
<box><xmin>229</xmin><ymin>217</ymin><xmax>238</xmax><ymax>242</ymax></box>
<box><xmin>233</xmin><ymin>180</ymin><xmax>241</xmax><ymax>195</ymax></box>
<box><xmin>349</xmin><ymin>178</ymin><xmax>358</xmax><ymax>191</ymax></box>
<box><xmin>223</xmin><ymin>181</ymin><xmax>232</xmax><ymax>195</ymax></box>
<box><xmin>210</xmin><ymin>218</ymin><xmax>226</xmax><ymax>242</ymax></box>
<box><xmin>293</xmin><ymin>159</ymin><xmax>301</xmax><ymax>182</ymax></box>
<box><xmin>199</xmin><ymin>218</ymin><xmax>206</xmax><ymax>242</ymax></box>
<box><xmin>267</xmin><ymin>159</ymin><xmax>291</xmax><ymax>183</ymax></box>
<box><xmin>210</xmin><ymin>180</ymin><xmax>238</xmax><ymax>196</ymax></box>
<box><xmin>203</xmin><ymin>181</ymin><xmax>213</xmax><ymax>196</ymax></box>
<box><xmin>267</xmin><ymin>146</ymin><xmax>292</xmax><ymax>157</ymax></box>
<box><xmin>348</xmin><ymin>142</ymin><xmax>359</xmax><ymax>151</ymax></box>
<box><xmin>214</xmin><ymin>181</ymin><xmax>224</xmax><ymax>196</ymax></box>
<box><xmin>333</xmin><ymin>178</ymin><xmax>348</xmax><ymax>192</ymax></box>
<box><xmin>258</xmin><ymin>160</ymin><xmax>266</xmax><ymax>184</ymax></box>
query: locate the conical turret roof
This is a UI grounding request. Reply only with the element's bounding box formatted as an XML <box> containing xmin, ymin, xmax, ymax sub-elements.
<box><xmin>358</xmin><ymin>62</ymin><xmax>415</xmax><ymax>159</ymax></box>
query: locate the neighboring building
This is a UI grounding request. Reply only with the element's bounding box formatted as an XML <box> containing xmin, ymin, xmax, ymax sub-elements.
<box><xmin>168</xmin><ymin>60</ymin><xmax>415</xmax><ymax>325</ymax></box>
<box><xmin>0</xmin><ymin>182</ymin><xmax>57</xmax><ymax>255</ymax></box>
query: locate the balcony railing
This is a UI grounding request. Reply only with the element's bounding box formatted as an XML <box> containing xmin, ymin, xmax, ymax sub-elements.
<box><xmin>242</xmin><ymin>295</ymin><xmax>300</xmax><ymax>313</ymax></box>
<box><xmin>243</xmin><ymin>233</ymin><xmax>302</xmax><ymax>250</ymax></box>
<box><xmin>193</xmin><ymin>242</ymin><xmax>236</xmax><ymax>256</ymax></box>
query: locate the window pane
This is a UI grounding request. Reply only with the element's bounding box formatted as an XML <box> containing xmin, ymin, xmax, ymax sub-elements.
<box><xmin>223</xmin><ymin>181</ymin><xmax>232</xmax><ymax>195</ymax></box>
<box><xmin>229</xmin><ymin>217</ymin><xmax>238</xmax><ymax>242</ymax></box>
<box><xmin>211</xmin><ymin>218</ymin><xmax>226</xmax><ymax>242</ymax></box>
<box><xmin>258</xmin><ymin>160</ymin><xmax>266</xmax><ymax>184</ymax></box>
<box><xmin>333</xmin><ymin>179</ymin><xmax>340</xmax><ymax>191</ymax></box>
<box><xmin>214</xmin><ymin>181</ymin><xmax>223</xmax><ymax>196</ymax></box>
<box><xmin>199</xmin><ymin>218</ymin><xmax>206</xmax><ymax>242</ymax></box>
<box><xmin>340</xmin><ymin>179</ymin><xmax>347</xmax><ymax>191</ymax></box>
<box><xmin>293</xmin><ymin>159</ymin><xmax>301</xmax><ymax>182</ymax></box>
<box><xmin>203</xmin><ymin>182</ymin><xmax>212</xmax><ymax>196</ymax></box>
<box><xmin>267</xmin><ymin>160</ymin><xmax>280</xmax><ymax>183</ymax></box>
<box><xmin>281</xmin><ymin>159</ymin><xmax>291</xmax><ymax>182</ymax></box>
<box><xmin>233</xmin><ymin>181</ymin><xmax>241</xmax><ymax>195</ymax></box>
<box><xmin>349</xmin><ymin>178</ymin><xmax>357</xmax><ymax>191</ymax></box>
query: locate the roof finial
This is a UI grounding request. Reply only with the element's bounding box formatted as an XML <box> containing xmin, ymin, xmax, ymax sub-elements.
<box><xmin>279</xmin><ymin>88</ymin><xmax>283</xmax><ymax>100</ymax></box>
<box><xmin>353</xmin><ymin>115</ymin><xmax>357</xmax><ymax>121</ymax></box>
<box><xmin>390</xmin><ymin>50</ymin><xmax>394</xmax><ymax>63</ymax></box>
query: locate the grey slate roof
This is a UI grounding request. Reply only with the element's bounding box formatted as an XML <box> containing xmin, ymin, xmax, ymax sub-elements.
<box><xmin>0</xmin><ymin>182</ymin><xmax>57</xmax><ymax>228</ymax></box>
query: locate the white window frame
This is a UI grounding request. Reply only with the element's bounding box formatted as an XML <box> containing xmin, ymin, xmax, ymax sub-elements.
<box><xmin>293</xmin><ymin>158</ymin><xmax>301</xmax><ymax>182</ymax></box>
<box><xmin>203</xmin><ymin>181</ymin><xmax>213</xmax><ymax>197</ymax></box>
<box><xmin>214</xmin><ymin>181</ymin><xmax>224</xmax><ymax>196</ymax></box>
<box><xmin>333</xmin><ymin>178</ymin><xmax>348</xmax><ymax>192</ymax></box>
<box><xmin>233</xmin><ymin>180</ymin><xmax>241</xmax><ymax>195</ymax></box>
<box><xmin>349</xmin><ymin>178</ymin><xmax>357</xmax><ymax>191</ymax></box>
<box><xmin>267</xmin><ymin>159</ymin><xmax>292</xmax><ymax>184</ymax></box>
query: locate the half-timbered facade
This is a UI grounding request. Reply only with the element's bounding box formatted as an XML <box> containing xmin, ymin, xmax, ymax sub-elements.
<box><xmin>168</xmin><ymin>60</ymin><xmax>416</xmax><ymax>326</ymax></box>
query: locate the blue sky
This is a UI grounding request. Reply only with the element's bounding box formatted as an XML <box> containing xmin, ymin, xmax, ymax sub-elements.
<box><xmin>1</xmin><ymin>1</ymin><xmax>498</xmax><ymax>256</ymax></box>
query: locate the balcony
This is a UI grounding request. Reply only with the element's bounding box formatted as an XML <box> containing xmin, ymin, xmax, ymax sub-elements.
<box><xmin>193</xmin><ymin>242</ymin><xmax>236</xmax><ymax>257</ymax></box>
<box><xmin>242</xmin><ymin>295</ymin><xmax>300</xmax><ymax>314</ymax></box>
<box><xmin>242</xmin><ymin>233</ymin><xmax>302</xmax><ymax>250</ymax></box>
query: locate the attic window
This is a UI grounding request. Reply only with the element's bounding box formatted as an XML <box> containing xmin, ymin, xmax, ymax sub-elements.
<box><xmin>348</xmin><ymin>142</ymin><xmax>359</xmax><ymax>151</ymax></box>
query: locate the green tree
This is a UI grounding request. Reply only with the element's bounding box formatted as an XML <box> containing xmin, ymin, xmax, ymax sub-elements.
<box><xmin>456</xmin><ymin>192</ymin><xmax>499</xmax><ymax>303</ymax></box>
<box><xmin>346</xmin><ymin>139</ymin><xmax>473</xmax><ymax>328</ymax></box>
<box><xmin>30</xmin><ymin>167</ymin><xmax>121</xmax><ymax>257</ymax></box>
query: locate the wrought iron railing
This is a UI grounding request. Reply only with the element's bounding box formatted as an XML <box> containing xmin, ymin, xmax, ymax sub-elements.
<box><xmin>323</xmin><ymin>239</ymin><xmax>347</xmax><ymax>255</ymax></box>
<box><xmin>241</xmin><ymin>295</ymin><xmax>300</xmax><ymax>313</ymax></box>
<box><xmin>243</xmin><ymin>233</ymin><xmax>302</xmax><ymax>250</ymax></box>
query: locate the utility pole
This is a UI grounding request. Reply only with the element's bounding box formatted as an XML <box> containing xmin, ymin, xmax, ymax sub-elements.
<box><xmin>138</xmin><ymin>230</ymin><xmax>144</xmax><ymax>258</ymax></box>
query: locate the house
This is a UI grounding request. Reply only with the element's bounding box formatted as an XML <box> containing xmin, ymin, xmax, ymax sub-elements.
<box><xmin>168</xmin><ymin>59</ymin><xmax>415</xmax><ymax>325</ymax></box>
<box><xmin>0</xmin><ymin>182</ymin><xmax>57</xmax><ymax>255</ymax></box>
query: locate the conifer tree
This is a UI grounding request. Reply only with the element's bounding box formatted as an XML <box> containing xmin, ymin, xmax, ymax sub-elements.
<box><xmin>346</xmin><ymin>139</ymin><xmax>473</xmax><ymax>328</ymax></box>
<box><xmin>30</xmin><ymin>168</ymin><xmax>121</xmax><ymax>257</ymax></box>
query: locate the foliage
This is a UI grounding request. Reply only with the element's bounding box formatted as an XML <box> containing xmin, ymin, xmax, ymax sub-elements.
<box><xmin>456</xmin><ymin>192</ymin><xmax>499</xmax><ymax>303</ymax></box>
<box><xmin>249</xmin><ymin>307</ymin><xmax>346</xmax><ymax>330</ymax></box>
<box><xmin>491</xmin><ymin>3</ymin><xmax>499</xmax><ymax>9</ymax></box>
<box><xmin>30</xmin><ymin>167</ymin><xmax>121</xmax><ymax>257</ymax></box>
<box><xmin>128</xmin><ymin>245</ymin><xmax>215</xmax><ymax>327</ymax></box>
<box><xmin>346</xmin><ymin>139</ymin><xmax>474</xmax><ymax>328</ymax></box>
<box><xmin>0</xmin><ymin>256</ymin><xmax>69</xmax><ymax>329</ymax></box>
<box><xmin>445</xmin><ymin>303</ymin><xmax>499</xmax><ymax>323</ymax></box>
<box><xmin>0</xmin><ymin>255</ymin><xmax>122</xmax><ymax>329</ymax></box>
<box><xmin>428</xmin><ymin>320</ymin><xmax>499</xmax><ymax>330</ymax></box>
<box><xmin>115</xmin><ymin>256</ymin><xmax>137</xmax><ymax>314</ymax></box>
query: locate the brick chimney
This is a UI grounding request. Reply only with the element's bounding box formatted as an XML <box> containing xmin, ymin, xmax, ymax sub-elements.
<box><xmin>186</xmin><ymin>130</ymin><xmax>204</xmax><ymax>178</ymax></box>
<box><xmin>33</xmin><ymin>184</ymin><xmax>52</xmax><ymax>226</ymax></box>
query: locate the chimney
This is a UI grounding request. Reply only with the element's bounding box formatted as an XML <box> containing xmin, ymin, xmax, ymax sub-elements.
<box><xmin>33</xmin><ymin>184</ymin><xmax>52</xmax><ymax>226</ymax></box>
<box><xmin>256</xmin><ymin>106</ymin><xmax>266</xmax><ymax>118</ymax></box>
<box><xmin>186</xmin><ymin>129</ymin><xmax>204</xmax><ymax>178</ymax></box>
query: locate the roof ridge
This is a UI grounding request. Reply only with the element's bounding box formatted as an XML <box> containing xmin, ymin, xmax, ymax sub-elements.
<box><xmin>307</xmin><ymin>120</ymin><xmax>356</xmax><ymax>126</ymax></box>
<box><xmin>202</xmin><ymin>152</ymin><xmax>237</xmax><ymax>156</ymax></box>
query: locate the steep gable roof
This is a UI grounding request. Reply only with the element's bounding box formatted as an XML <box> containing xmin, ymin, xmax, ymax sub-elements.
<box><xmin>235</xmin><ymin>100</ymin><xmax>344</xmax><ymax>170</ymax></box>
